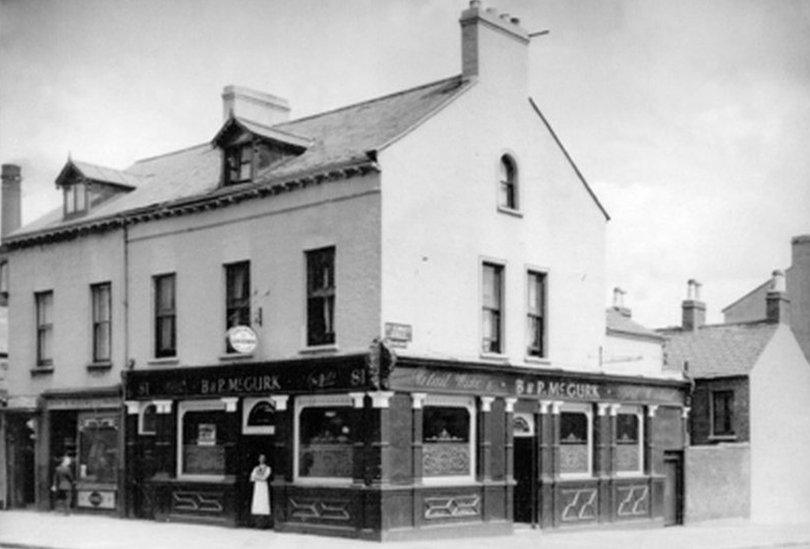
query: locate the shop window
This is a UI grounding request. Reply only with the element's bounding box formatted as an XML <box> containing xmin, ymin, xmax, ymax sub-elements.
<box><xmin>154</xmin><ymin>273</ymin><xmax>176</xmax><ymax>358</ymax></box>
<box><xmin>498</xmin><ymin>155</ymin><xmax>518</xmax><ymax>210</ymax></box>
<box><xmin>616</xmin><ymin>407</ymin><xmax>643</xmax><ymax>474</ymax></box>
<box><xmin>138</xmin><ymin>404</ymin><xmax>157</xmax><ymax>436</ymax></box>
<box><xmin>422</xmin><ymin>395</ymin><xmax>476</xmax><ymax>483</ymax></box>
<box><xmin>306</xmin><ymin>247</ymin><xmax>335</xmax><ymax>346</ymax></box>
<box><xmin>35</xmin><ymin>290</ymin><xmax>53</xmax><ymax>366</ymax></box>
<box><xmin>711</xmin><ymin>390</ymin><xmax>734</xmax><ymax>437</ymax></box>
<box><xmin>242</xmin><ymin>397</ymin><xmax>276</xmax><ymax>435</ymax></box>
<box><xmin>225</xmin><ymin>261</ymin><xmax>250</xmax><ymax>353</ymax></box>
<box><xmin>482</xmin><ymin>262</ymin><xmax>503</xmax><ymax>354</ymax></box>
<box><xmin>91</xmin><ymin>282</ymin><xmax>111</xmax><ymax>363</ymax></box>
<box><xmin>77</xmin><ymin>413</ymin><xmax>118</xmax><ymax>484</ymax></box>
<box><xmin>178</xmin><ymin>401</ymin><xmax>232</xmax><ymax>479</ymax></box>
<box><xmin>526</xmin><ymin>271</ymin><xmax>546</xmax><ymax>358</ymax></box>
<box><xmin>295</xmin><ymin>397</ymin><xmax>356</xmax><ymax>482</ymax></box>
<box><xmin>560</xmin><ymin>405</ymin><xmax>592</xmax><ymax>477</ymax></box>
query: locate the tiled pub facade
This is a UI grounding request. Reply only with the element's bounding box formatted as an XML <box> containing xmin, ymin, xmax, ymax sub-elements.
<box><xmin>122</xmin><ymin>349</ymin><xmax>686</xmax><ymax>539</ymax></box>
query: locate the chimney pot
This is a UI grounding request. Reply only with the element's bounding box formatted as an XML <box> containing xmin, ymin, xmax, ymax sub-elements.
<box><xmin>682</xmin><ymin>279</ymin><xmax>706</xmax><ymax>331</ymax></box>
<box><xmin>469</xmin><ymin>0</ymin><xmax>481</xmax><ymax>7</ymax></box>
<box><xmin>766</xmin><ymin>269</ymin><xmax>789</xmax><ymax>324</ymax></box>
<box><xmin>1</xmin><ymin>163</ymin><xmax>22</xmax><ymax>241</ymax></box>
<box><xmin>511</xmin><ymin>17</ymin><xmax>520</xmax><ymax>25</ymax></box>
<box><xmin>221</xmin><ymin>85</ymin><xmax>290</xmax><ymax>127</ymax></box>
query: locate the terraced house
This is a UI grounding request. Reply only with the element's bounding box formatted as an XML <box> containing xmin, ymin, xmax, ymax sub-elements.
<box><xmin>0</xmin><ymin>3</ymin><xmax>688</xmax><ymax>540</ymax></box>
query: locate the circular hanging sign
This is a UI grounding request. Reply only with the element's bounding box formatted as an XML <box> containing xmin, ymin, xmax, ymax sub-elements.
<box><xmin>227</xmin><ymin>325</ymin><xmax>258</xmax><ymax>354</ymax></box>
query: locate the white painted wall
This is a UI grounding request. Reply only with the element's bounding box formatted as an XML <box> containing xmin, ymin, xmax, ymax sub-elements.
<box><xmin>603</xmin><ymin>334</ymin><xmax>674</xmax><ymax>379</ymax></box>
<box><xmin>126</xmin><ymin>174</ymin><xmax>381</xmax><ymax>366</ymax></box>
<box><xmin>749</xmin><ymin>324</ymin><xmax>810</xmax><ymax>523</ymax></box>
<box><xmin>379</xmin><ymin>70</ymin><xmax>607</xmax><ymax>370</ymax></box>
<box><xmin>6</xmin><ymin>230</ymin><xmax>125</xmax><ymax>397</ymax></box>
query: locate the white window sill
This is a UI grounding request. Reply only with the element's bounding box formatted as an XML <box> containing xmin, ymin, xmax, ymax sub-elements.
<box><xmin>421</xmin><ymin>476</ymin><xmax>477</xmax><ymax>486</ymax></box>
<box><xmin>709</xmin><ymin>434</ymin><xmax>737</xmax><ymax>442</ymax></box>
<box><xmin>615</xmin><ymin>470</ymin><xmax>645</xmax><ymax>478</ymax></box>
<box><xmin>497</xmin><ymin>206</ymin><xmax>523</xmax><ymax>218</ymax></box>
<box><xmin>524</xmin><ymin>356</ymin><xmax>551</xmax><ymax>366</ymax></box>
<box><xmin>218</xmin><ymin>352</ymin><xmax>254</xmax><ymax>361</ymax></box>
<box><xmin>293</xmin><ymin>477</ymin><xmax>353</xmax><ymax>487</ymax></box>
<box><xmin>147</xmin><ymin>357</ymin><xmax>179</xmax><ymax>366</ymax></box>
<box><xmin>299</xmin><ymin>344</ymin><xmax>339</xmax><ymax>355</ymax></box>
<box><xmin>559</xmin><ymin>473</ymin><xmax>593</xmax><ymax>481</ymax></box>
<box><xmin>480</xmin><ymin>352</ymin><xmax>509</xmax><ymax>362</ymax></box>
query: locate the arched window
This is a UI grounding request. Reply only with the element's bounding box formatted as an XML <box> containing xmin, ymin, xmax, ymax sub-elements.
<box><xmin>138</xmin><ymin>404</ymin><xmax>157</xmax><ymax>436</ymax></box>
<box><xmin>498</xmin><ymin>155</ymin><xmax>518</xmax><ymax>210</ymax></box>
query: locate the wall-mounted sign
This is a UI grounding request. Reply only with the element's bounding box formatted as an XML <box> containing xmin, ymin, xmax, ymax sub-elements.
<box><xmin>384</xmin><ymin>322</ymin><xmax>412</xmax><ymax>347</ymax></box>
<box><xmin>227</xmin><ymin>325</ymin><xmax>258</xmax><ymax>354</ymax></box>
<box><xmin>77</xmin><ymin>489</ymin><xmax>116</xmax><ymax>509</ymax></box>
<box><xmin>197</xmin><ymin>424</ymin><xmax>217</xmax><ymax>446</ymax></box>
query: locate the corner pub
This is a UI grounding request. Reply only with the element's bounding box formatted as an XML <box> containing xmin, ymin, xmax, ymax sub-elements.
<box><xmin>123</xmin><ymin>342</ymin><xmax>687</xmax><ymax>540</ymax></box>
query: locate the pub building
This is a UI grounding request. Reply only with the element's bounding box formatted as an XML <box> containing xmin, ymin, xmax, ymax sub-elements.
<box><xmin>122</xmin><ymin>342</ymin><xmax>688</xmax><ymax>540</ymax></box>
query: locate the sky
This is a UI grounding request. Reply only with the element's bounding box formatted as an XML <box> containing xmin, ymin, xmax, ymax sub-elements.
<box><xmin>1</xmin><ymin>0</ymin><xmax>809</xmax><ymax>329</ymax></box>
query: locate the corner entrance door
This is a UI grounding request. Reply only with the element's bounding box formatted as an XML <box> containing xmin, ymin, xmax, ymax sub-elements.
<box><xmin>663</xmin><ymin>451</ymin><xmax>683</xmax><ymax>526</ymax></box>
<box><xmin>513</xmin><ymin>436</ymin><xmax>535</xmax><ymax>523</ymax></box>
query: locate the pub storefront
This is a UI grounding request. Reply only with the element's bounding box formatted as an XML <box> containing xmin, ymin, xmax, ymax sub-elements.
<box><xmin>122</xmin><ymin>344</ymin><xmax>688</xmax><ymax>540</ymax></box>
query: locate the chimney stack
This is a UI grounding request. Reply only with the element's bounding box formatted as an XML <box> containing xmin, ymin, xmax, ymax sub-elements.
<box><xmin>1</xmin><ymin>164</ymin><xmax>22</xmax><ymax>241</ymax></box>
<box><xmin>766</xmin><ymin>269</ymin><xmax>789</xmax><ymax>324</ymax></box>
<box><xmin>459</xmin><ymin>1</ymin><xmax>529</xmax><ymax>89</ymax></box>
<box><xmin>612</xmin><ymin>287</ymin><xmax>631</xmax><ymax>318</ymax></box>
<box><xmin>682</xmin><ymin>279</ymin><xmax>705</xmax><ymax>331</ymax></box>
<box><xmin>221</xmin><ymin>86</ymin><xmax>290</xmax><ymax>127</ymax></box>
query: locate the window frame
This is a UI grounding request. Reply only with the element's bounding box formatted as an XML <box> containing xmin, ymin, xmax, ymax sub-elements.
<box><xmin>153</xmin><ymin>273</ymin><xmax>177</xmax><ymax>358</ymax></box>
<box><xmin>224</xmin><ymin>261</ymin><xmax>251</xmax><ymax>353</ymax></box>
<box><xmin>421</xmin><ymin>394</ymin><xmax>477</xmax><ymax>486</ymax></box>
<box><xmin>526</xmin><ymin>270</ymin><xmax>547</xmax><ymax>359</ymax></box>
<box><xmin>293</xmin><ymin>394</ymin><xmax>357</xmax><ymax>486</ymax></box>
<box><xmin>559</xmin><ymin>402</ymin><xmax>593</xmax><ymax>480</ymax></box>
<box><xmin>176</xmin><ymin>399</ymin><xmax>230</xmax><ymax>481</ymax></box>
<box><xmin>223</xmin><ymin>142</ymin><xmax>254</xmax><ymax>186</ymax></box>
<box><xmin>91</xmin><ymin>282</ymin><xmax>112</xmax><ymax>363</ymax></box>
<box><xmin>64</xmin><ymin>182</ymin><xmax>88</xmax><ymax>217</ymax></box>
<box><xmin>497</xmin><ymin>154</ymin><xmax>519</xmax><ymax>212</ymax></box>
<box><xmin>242</xmin><ymin>397</ymin><xmax>276</xmax><ymax>435</ymax></box>
<box><xmin>481</xmin><ymin>261</ymin><xmax>505</xmax><ymax>356</ymax></box>
<box><xmin>710</xmin><ymin>390</ymin><xmax>735</xmax><ymax>438</ymax></box>
<box><xmin>305</xmin><ymin>246</ymin><xmax>336</xmax><ymax>348</ymax></box>
<box><xmin>35</xmin><ymin>290</ymin><xmax>54</xmax><ymax>366</ymax></box>
<box><xmin>615</xmin><ymin>405</ymin><xmax>644</xmax><ymax>476</ymax></box>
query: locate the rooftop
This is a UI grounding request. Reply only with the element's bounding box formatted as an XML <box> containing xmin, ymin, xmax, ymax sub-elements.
<box><xmin>605</xmin><ymin>307</ymin><xmax>665</xmax><ymax>341</ymax></box>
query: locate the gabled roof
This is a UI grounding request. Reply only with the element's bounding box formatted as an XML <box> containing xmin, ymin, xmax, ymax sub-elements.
<box><xmin>7</xmin><ymin>75</ymin><xmax>473</xmax><ymax>246</ymax></box>
<box><xmin>55</xmin><ymin>159</ymin><xmax>144</xmax><ymax>190</ymax></box>
<box><xmin>212</xmin><ymin>116</ymin><xmax>313</xmax><ymax>150</ymax></box>
<box><xmin>606</xmin><ymin>308</ymin><xmax>665</xmax><ymax>341</ymax></box>
<box><xmin>657</xmin><ymin>321</ymin><xmax>777</xmax><ymax>378</ymax></box>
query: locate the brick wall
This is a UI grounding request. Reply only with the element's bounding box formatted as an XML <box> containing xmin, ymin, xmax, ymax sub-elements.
<box><xmin>685</xmin><ymin>443</ymin><xmax>750</xmax><ymax>521</ymax></box>
<box><xmin>690</xmin><ymin>376</ymin><xmax>749</xmax><ymax>445</ymax></box>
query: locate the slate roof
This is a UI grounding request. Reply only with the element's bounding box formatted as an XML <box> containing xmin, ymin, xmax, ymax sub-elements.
<box><xmin>606</xmin><ymin>308</ymin><xmax>665</xmax><ymax>341</ymax></box>
<box><xmin>657</xmin><ymin>321</ymin><xmax>777</xmax><ymax>378</ymax></box>
<box><xmin>8</xmin><ymin>75</ymin><xmax>472</xmax><ymax>243</ymax></box>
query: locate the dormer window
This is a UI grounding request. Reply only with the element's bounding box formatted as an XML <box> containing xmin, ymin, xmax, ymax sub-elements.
<box><xmin>64</xmin><ymin>182</ymin><xmax>88</xmax><ymax>216</ymax></box>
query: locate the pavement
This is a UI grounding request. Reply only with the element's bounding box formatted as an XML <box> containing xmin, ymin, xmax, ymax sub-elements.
<box><xmin>1</xmin><ymin>510</ymin><xmax>810</xmax><ymax>549</ymax></box>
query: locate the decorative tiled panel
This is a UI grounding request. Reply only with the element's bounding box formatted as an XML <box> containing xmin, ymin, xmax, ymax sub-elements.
<box><xmin>560</xmin><ymin>488</ymin><xmax>598</xmax><ymax>522</ymax></box>
<box><xmin>423</xmin><ymin>443</ymin><xmax>470</xmax><ymax>477</ymax></box>
<box><xmin>559</xmin><ymin>445</ymin><xmax>588</xmax><ymax>474</ymax></box>
<box><xmin>288</xmin><ymin>497</ymin><xmax>351</xmax><ymax>521</ymax></box>
<box><xmin>616</xmin><ymin>445</ymin><xmax>640</xmax><ymax>472</ymax></box>
<box><xmin>424</xmin><ymin>495</ymin><xmax>480</xmax><ymax>519</ymax></box>
<box><xmin>171</xmin><ymin>490</ymin><xmax>224</xmax><ymax>513</ymax></box>
<box><xmin>616</xmin><ymin>484</ymin><xmax>649</xmax><ymax>517</ymax></box>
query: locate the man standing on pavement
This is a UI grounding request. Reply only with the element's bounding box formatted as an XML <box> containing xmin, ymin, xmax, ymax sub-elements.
<box><xmin>51</xmin><ymin>455</ymin><xmax>74</xmax><ymax>515</ymax></box>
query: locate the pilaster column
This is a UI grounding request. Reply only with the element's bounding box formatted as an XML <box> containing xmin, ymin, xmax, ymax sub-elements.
<box><xmin>411</xmin><ymin>393</ymin><xmax>426</xmax><ymax>530</ymax></box>
<box><xmin>608</xmin><ymin>404</ymin><xmax>620</xmax><ymax>476</ymax></box>
<box><xmin>348</xmin><ymin>392</ymin><xmax>368</xmax><ymax>486</ymax></box>
<box><xmin>682</xmin><ymin>407</ymin><xmax>691</xmax><ymax>447</ymax></box>
<box><xmin>123</xmin><ymin>402</ymin><xmax>141</xmax><ymax>517</ymax></box>
<box><xmin>503</xmin><ymin>397</ymin><xmax>516</xmax><ymax>484</ymax></box>
<box><xmin>595</xmin><ymin>402</ymin><xmax>612</xmax><ymax>523</ymax></box>
<box><xmin>368</xmin><ymin>391</ymin><xmax>394</xmax><ymax>485</ymax></box>
<box><xmin>479</xmin><ymin>396</ymin><xmax>495</xmax><ymax>481</ymax></box>
<box><xmin>153</xmin><ymin>400</ymin><xmax>173</xmax><ymax>478</ymax></box>
<box><xmin>645</xmin><ymin>405</ymin><xmax>659</xmax><ymax>475</ymax></box>
<box><xmin>537</xmin><ymin>400</ymin><xmax>554</xmax><ymax>529</ymax></box>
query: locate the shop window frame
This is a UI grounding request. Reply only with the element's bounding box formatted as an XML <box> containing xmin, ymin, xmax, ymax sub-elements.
<box><xmin>422</xmin><ymin>394</ymin><xmax>477</xmax><ymax>486</ymax></box>
<box><xmin>559</xmin><ymin>402</ymin><xmax>593</xmax><ymax>480</ymax></box>
<box><xmin>293</xmin><ymin>394</ymin><xmax>356</xmax><ymax>486</ymax></box>
<box><xmin>176</xmin><ymin>400</ymin><xmax>230</xmax><ymax>481</ymax></box>
<box><xmin>615</xmin><ymin>405</ymin><xmax>644</xmax><ymax>476</ymax></box>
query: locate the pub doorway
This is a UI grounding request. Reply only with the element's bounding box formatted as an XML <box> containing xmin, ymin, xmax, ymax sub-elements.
<box><xmin>663</xmin><ymin>451</ymin><xmax>684</xmax><ymax>526</ymax></box>
<box><xmin>512</xmin><ymin>412</ymin><xmax>536</xmax><ymax>524</ymax></box>
<box><xmin>239</xmin><ymin>397</ymin><xmax>277</xmax><ymax>527</ymax></box>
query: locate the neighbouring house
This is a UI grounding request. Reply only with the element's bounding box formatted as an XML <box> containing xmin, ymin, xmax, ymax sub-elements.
<box><xmin>723</xmin><ymin>235</ymin><xmax>810</xmax><ymax>363</ymax></box>
<box><xmin>659</xmin><ymin>276</ymin><xmax>810</xmax><ymax>524</ymax></box>
<box><xmin>0</xmin><ymin>2</ymin><xmax>688</xmax><ymax>539</ymax></box>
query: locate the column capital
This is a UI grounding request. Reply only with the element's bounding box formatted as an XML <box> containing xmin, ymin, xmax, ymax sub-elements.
<box><xmin>682</xmin><ymin>406</ymin><xmax>691</xmax><ymax>419</ymax></box>
<box><xmin>269</xmin><ymin>394</ymin><xmax>289</xmax><ymax>411</ymax></box>
<box><xmin>124</xmin><ymin>401</ymin><xmax>141</xmax><ymax>415</ymax></box>
<box><xmin>221</xmin><ymin>397</ymin><xmax>239</xmax><ymax>412</ymax></box>
<box><xmin>609</xmin><ymin>403</ymin><xmax>620</xmax><ymax>416</ymax></box>
<box><xmin>411</xmin><ymin>392</ymin><xmax>427</xmax><ymax>410</ymax></box>
<box><xmin>153</xmin><ymin>399</ymin><xmax>173</xmax><ymax>414</ymax></box>
<box><xmin>369</xmin><ymin>391</ymin><xmax>395</xmax><ymax>409</ymax></box>
<box><xmin>348</xmin><ymin>392</ymin><xmax>366</xmax><ymax>409</ymax></box>
<box><xmin>504</xmin><ymin>397</ymin><xmax>517</xmax><ymax>413</ymax></box>
<box><xmin>539</xmin><ymin>400</ymin><xmax>552</xmax><ymax>414</ymax></box>
<box><xmin>551</xmin><ymin>400</ymin><xmax>563</xmax><ymax>415</ymax></box>
<box><xmin>647</xmin><ymin>404</ymin><xmax>659</xmax><ymax>418</ymax></box>
<box><xmin>597</xmin><ymin>402</ymin><xmax>611</xmax><ymax>416</ymax></box>
<box><xmin>480</xmin><ymin>396</ymin><xmax>495</xmax><ymax>412</ymax></box>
